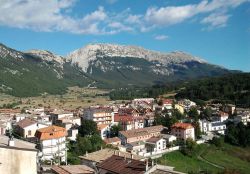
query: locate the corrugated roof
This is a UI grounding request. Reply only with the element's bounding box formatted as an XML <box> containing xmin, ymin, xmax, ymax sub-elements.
<box><xmin>51</xmin><ymin>165</ymin><xmax>94</xmax><ymax>174</ymax></box>
<box><xmin>97</xmin><ymin>155</ymin><xmax>146</xmax><ymax>174</ymax></box>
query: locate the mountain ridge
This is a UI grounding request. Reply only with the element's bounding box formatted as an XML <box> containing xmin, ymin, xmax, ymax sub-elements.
<box><xmin>0</xmin><ymin>42</ymin><xmax>235</xmax><ymax>97</ymax></box>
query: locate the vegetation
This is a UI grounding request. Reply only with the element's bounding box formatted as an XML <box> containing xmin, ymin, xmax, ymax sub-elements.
<box><xmin>176</xmin><ymin>73</ymin><xmax>250</xmax><ymax>107</ymax></box>
<box><xmin>158</xmin><ymin>142</ymin><xmax>250</xmax><ymax>174</ymax></box>
<box><xmin>67</xmin><ymin>119</ymin><xmax>104</xmax><ymax>165</ymax></box>
<box><xmin>225</xmin><ymin>122</ymin><xmax>250</xmax><ymax>147</ymax></box>
<box><xmin>110</xmin><ymin>124</ymin><xmax>122</xmax><ymax>137</ymax></box>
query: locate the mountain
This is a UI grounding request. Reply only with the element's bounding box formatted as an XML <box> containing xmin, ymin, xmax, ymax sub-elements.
<box><xmin>0</xmin><ymin>43</ymin><xmax>91</xmax><ymax>97</ymax></box>
<box><xmin>0</xmin><ymin>43</ymin><xmax>234</xmax><ymax>97</ymax></box>
<box><xmin>67</xmin><ymin>43</ymin><xmax>232</xmax><ymax>88</ymax></box>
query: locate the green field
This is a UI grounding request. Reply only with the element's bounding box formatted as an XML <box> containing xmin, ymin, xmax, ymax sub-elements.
<box><xmin>158</xmin><ymin>143</ymin><xmax>250</xmax><ymax>174</ymax></box>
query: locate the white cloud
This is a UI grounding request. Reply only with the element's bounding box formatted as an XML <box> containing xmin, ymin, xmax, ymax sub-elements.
<box><xmin>154</xmin><ymin>35</ymin><xmax>169</xmax><ymax>40</ymax></box>
<box><xmin>106</xmin><ymin>0</ymin><xmax>118</xmax><ymax>5</ymax></box>
<box><xmin>0</xmin><ymin>0</ymin><xmax>248</xmax><ymax>35</ymax></box>
<box><xmin>144</xmin><ymin>0</ymin><xmax>248</xmax><ymax>28</ymax></box>
<box><xmin>201</xmin><ymin>12</ymin><xmax>231</xmax><ymax>29</ymax></box>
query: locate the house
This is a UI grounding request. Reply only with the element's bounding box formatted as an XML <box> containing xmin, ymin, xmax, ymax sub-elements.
<box><xmin>35</xmin><ymin>125</ymin><xmax>67</xmax><ymax>162</ymax></box>
<box><xmin>0</xmin><ymin>121</ymin><xmax>12</xmax><ymax>136</ymax></box>
<box><xmin>218</xmin><ymin>111</ymin><xmax>229</xmax><ymax>122</ymax></box>
<box><xmin>132</xmin><ymin>98</ymin><xmax>154</xmax><ymax>106</ymax></box>
<box><xmin>162</xmin><ymin>99</ymin><xmax>173</xmax><ymax>110</ymax></box>
<box><xmin>97</xmin><ymin>155</ymin><xmax>147</xmax><ymax>174</ymax></box>
<box><xmin>114</xmin><ymin>114</ymin><xmax>144</xmax><ymax>131</ymax></box>
<box><xmin>0</xmin><ymin>135</ymin><xmax>37</xmax><ymax>174</ymax></box>
<box><xmin>171</xmin><ymin>123</ymin><xmax>195</xmax><ymax>141</ymax></box>
<box><xmin>119</xmin><ymin>125</ymin><xmax>164</xmax><ymax>145</ymax></box>
<box><xmin>125</xmin><ymin>141</ymin><xmax>145</xmax><ymax>154</ymax></box>
<box><xmin>97</xmin><ymin>124</ymin><xmax>109</xmax><ymax>139</ymax></box>
<box><xmin>104</xmin><ymin>137</ymin><xmax>121</xmax><ymax>146</ymax></box>
<box><xmin>199</xmin><ymin>119</ymin><xmax>227</xmax><ymax>135</ymax></box>
<box><xmin>15</xmin><ymin>118</ymin><xmax>48</xmax><ymax>138</ymax></box>
<box><xmin>83</xmin><ymin>107</ymin><xmax>113</xmax><ymax>125</ymax></box>
<box><xmin>162</xmin><ymin>134</ymin><xmax>177</xmax><ymax>144</ymax></box>
<box><xmin>51</xmin><ymin>165</ymin><xmax>95</xmax><ymax>174</ymax></box>
<box><xmin>145</xmin><ymin>137</ymin><xmax>166</xmax><ymax>153</ymax></box>
<box><xmin>50</xmin><ymin>110</ymin><xmax>74</xmax><ymax>124</ymax></box>
<box><xmin>174</xmin><ymin>104</ymin><xmax>185</xmax><ymax>114</ymax></box>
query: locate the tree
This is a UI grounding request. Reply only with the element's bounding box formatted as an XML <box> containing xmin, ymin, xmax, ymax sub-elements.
<box><xmin>188</xmin><ymin>108</ymin><xmax>199</xmax><ymax>121</ymax></box>
<box><xmin>78</xmin><ymin>119</ymin><xmax>98</xmax><ymax>137</ymax></box>
<box><xmin>110</xmin><ymin>124</ymin><xmax>122</xmax><ymax>137</ymax></box>
<box><xmin>210</xmin><ymin>137</ymin><xmax>223</xmax><ymax>147</ymax></box>
<box><xmin>192</xmin><ymin>121</ymin><xmax>201</xmax><ymax>139</ymax></box>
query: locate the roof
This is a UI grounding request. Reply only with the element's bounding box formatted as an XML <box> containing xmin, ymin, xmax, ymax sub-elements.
<box><xmin>171</xmin><ymin>123</ymin><xmax>193</xmax><ymax>130</ymax></box>
<box><xmin>97</xmin><ymin>155</ymin><xmax>146</xmax><ymax>174</ymax></box>
<box><xmin>35</xmin><ymin>125</ymin><xmax>66</xmax><ymax>140</ymax></box>
<box><xmin>97</xmin><ymin>124</ymin><xmax>109</xmax><ymax>131</ymax></box>
<box><xmin>16</xmin><ymin>118</ymin><xmax>37</xmax><ymax>129</ymax></box>
<box><xmin>119</xmin><ymin>125</ymin><xmax>164</xmax><ymax>139</ymax></box>
<box><xmin>51</xmin><ymin>165</ymin><xmax>95</xmax><ymax>174</ymax></box>
<box><xmin>0</xmin><ymin>135</ymin><xmax>36</xmax><ymax>151</ymax></box>
<box><xmin>219</xmin><ymin>111</ymin><xmax>229</xmax><ymax>117</ymax></box>
<box><xmin>79</xmin><ymin>148</ymin><xmax>142</xmax><ymax>163</ymax></box>
<box><xmin>162</xmin><ymin>99</ymin><xmax>173</xmax><ymax>105</ymax></box>
<box><xmin>104</xmin><ymin>137</ymin><xmax>121</xmax><ymax>144</ymax></box>
<box><xmin>146</xmin><ymin>137</ymin><xmax>162</xmax><ymax>144</ymax></box>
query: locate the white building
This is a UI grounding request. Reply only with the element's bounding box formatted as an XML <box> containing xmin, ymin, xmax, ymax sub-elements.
<box><xmin>162</xmin><ymin>134</ymin><xmax>177</xmax><ymax>144</ymax></box>
<box><xmin>15</xmin><ymin>118</ymin><xmax>48</xmax><ymax>138</ymax></box>
<box><xmin>35</xmin><ymin>125</ymin><xmax>67</xmax><ymax>162</ymax></box>
<box><xmin>171</xmin><ymin>123</ymin><xmax>195</xmax><ymax>141</ymax></box>
<box><xmin>199</xmin><ymin>119</ymin><xmax>227</xmax><ymax>135</ymax></box>
<box><xmin>145</xmin><ymin>137</ymin><xmax>166</xmax><ymax>153</ymax></box>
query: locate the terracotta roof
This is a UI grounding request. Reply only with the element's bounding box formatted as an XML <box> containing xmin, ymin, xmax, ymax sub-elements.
<box><xmin>104</xmin><ymin>137</ymin><xmax>121</xmax><ymax>144</ymax></box>
<box><xmin>171</xmin><ymin>123</ymin><xmax>193</xmax><ymax>130</ymax></box>
<box><xmin>97</xmin><ymin>155</ymin><xmax>146</xmax><ymax>174</ymax></box>
<box><xmin>16</xmin><ymin>118</ymin><xmax>37</xmax><ymax>128</ymax></box>
<box><xmin>97</xmin><ymin>124</ymin><xmax>109</xmax><ymax>131</ymax></box>
<box><xmin>51</xmin><ymin>165</ymin><xmax>94</xmax><ymax>174</ymax></box>
<box><xmin>114</xmin><ymin>115</ymin><xmax>133</xmax><ymax>122</ymax></box>
<box><xmin>35</xmin><ymin>125</ymin><xmax>67</xmax><ymax>140</ymax></box>
<box><xmin>0</xmin><ymin>109</ymin><xmax>21</xmax><ymax>114</ymax></box>
<box><xmin>145</xmin><ymin>136</ymin><xmax>162</xmax><ymax>144</ymax></box>
<box><xmin>119</xmin><ymin>125</ymin><xmax>164</xmax><ymax>138</ymax></box>
<box><xmin>162</xmin><ymin>99</ymin><xmax>173</xmax><ymax>105</ymax></box>
<box><xmin>219</xmin><ymin>111</ymin><xmax>229</xmax><ymax>117</ymax></box>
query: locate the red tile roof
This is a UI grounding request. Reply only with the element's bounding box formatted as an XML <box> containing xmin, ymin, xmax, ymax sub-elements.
<box><xmin>171</xmin><ymin>123</ymin><xmax>193</xmax><ymax>130</ymax></box>
<box><xmin>97</xmin><ymin>124</ymin><xmax>109</xmax><ymax>131</ymax></box>
<box><xmin>104</xmin><ymin>137</ymin><xmax>121</xmax><ymax>144</ymax></box>
<box><xmin>97</xmin><ymin>155</ymin><xmax>146</xmax><ymax>174</ymax></box>
<box><xmin>35</xmin><ymin>125</ymin><xmax>67</xmax><ymax>140</ymax></box>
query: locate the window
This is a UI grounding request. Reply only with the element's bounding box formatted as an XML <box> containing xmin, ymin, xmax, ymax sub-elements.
<box><xmin>28</xmin><ymin>130</ymin><xmax>31</xmax><ymax>136</ymax></box>
<box><xmin>50</xmin><ymin>133</ymin><xmax>53</xmax><ymax>136</ymax></box>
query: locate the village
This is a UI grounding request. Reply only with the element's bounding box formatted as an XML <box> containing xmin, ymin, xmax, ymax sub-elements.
<box><xmin>0</xmin><ymin>96</ymin><xmax>249</xmax><ymax>174</ymax></box>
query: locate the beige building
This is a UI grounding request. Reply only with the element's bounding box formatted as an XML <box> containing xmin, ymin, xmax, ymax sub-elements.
<box><xmin>119</xmin><ymin>125</ymin><xmax>164</xmax><ymax>145</ymax></box>
<box><xmin>0</xmin><ymin>135</ymin><xmax>37</xmax><ymax>174</ymax></box>
<box><xmin>171</xmin><ymin>123</ymin><xmax>195</xmax><ymax>141</ymax></box>
<box><xmin>84</xmin><ymin>107</ymin><xmax>113</xmax><ymax>125</ymax></box>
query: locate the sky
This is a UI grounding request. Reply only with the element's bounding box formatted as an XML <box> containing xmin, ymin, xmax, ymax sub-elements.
<box><xmin>0</xmin><ymin>0</ymin><xmax>249</xmax><ymax>72</ymax></box>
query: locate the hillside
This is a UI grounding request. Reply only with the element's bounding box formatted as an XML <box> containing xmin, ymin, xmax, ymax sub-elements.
<box><xmin>0</xmin><ymin>43</ymin><xmax>236</xmax><ymax>97</ymax></box>
<box><xmin>176</xmin><ymin>73</ymin><xmax>250</xmax><ymax>107</ymax></box>
<box><xmin>0</xmin><ymin>44</ymin><xmax>92</xmax><ymax>97</ymax></box>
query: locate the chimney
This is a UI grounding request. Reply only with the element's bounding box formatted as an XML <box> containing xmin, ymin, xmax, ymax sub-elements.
<box><xmin>85</xmin><ymin>151</ymin><xmax>88</xmax><ymax>157</ymax></box>
<box><xmin>124</xmin><ymin>154</ymin><xmax>126</xmax><ymax>161</ymax></box>
<box><xmin>8</xmin><ymin>136</ymin><xmax>14</xmax><ymax>147</ymax></box>
<box><xmin>118</xmin><ymin>151</ymin><xmax>120</xmax><ymax>156</ymax></box>
<box><xmin>151</xmin><ymin>160</ymin><xmax>154</xmax><ymax>167</ymax></box>
<box><xmin>130</xmin><ymin>154</ymin><xmax>133</xmax><ymax>159</ymax></box>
